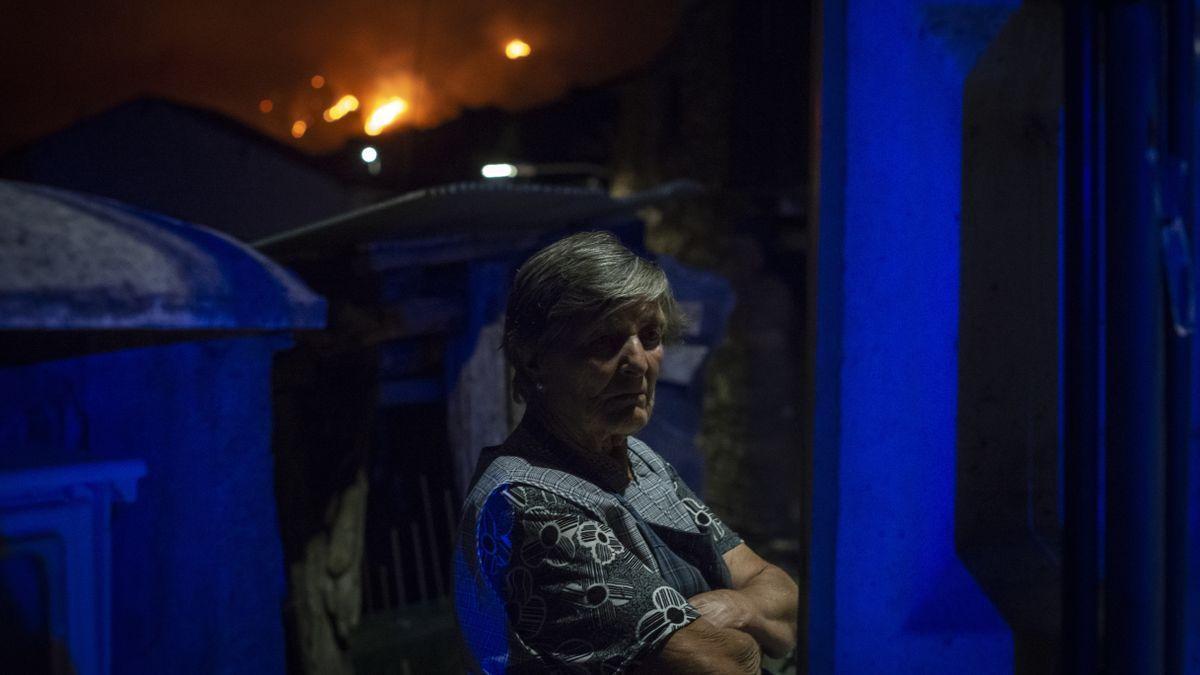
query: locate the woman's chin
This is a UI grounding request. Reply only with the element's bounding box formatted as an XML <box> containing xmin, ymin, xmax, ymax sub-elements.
<box><xmin>606</xmin><ymin>406</ymin><xmax>652</xmax><ymax>436</ymax></box>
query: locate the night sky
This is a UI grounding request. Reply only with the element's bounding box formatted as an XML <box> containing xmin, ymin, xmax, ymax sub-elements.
<box><xmin>0</xmin><ymin>0</ymin><xmax>681</xmax><ymax>153</ymax></box>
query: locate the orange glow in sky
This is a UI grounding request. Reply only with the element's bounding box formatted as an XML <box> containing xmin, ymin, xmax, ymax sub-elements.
<box><xmin>0</xmin><ymin>2</ymin><xmax>685</xmax><ymax>152</ymax></box>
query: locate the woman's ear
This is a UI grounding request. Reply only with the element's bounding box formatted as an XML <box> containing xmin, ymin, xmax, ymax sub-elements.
<box><xmin>512</xmin><ymin>350</ymin><xmax>540</xmax><ymax>390</ymax></box>
<box><xmin>521</xmin><ymin>349</ymin><xmax>540</xmax><ymax>377</ymax></box>
<box><xmin>520</xmin><ymin>354</ymin><xmax>546</xmax><ymax>396</ymax></box>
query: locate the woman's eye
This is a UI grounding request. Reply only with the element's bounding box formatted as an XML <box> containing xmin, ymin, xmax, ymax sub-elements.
<box><xmin>641</xmin><ymin>330</ymin><xmax>662</xmax><ymax>348</ymax></box>
<box><xmin>588</xmin><ymin>335</ymin><xmax>624</xmax><ymax>355</ymax></box>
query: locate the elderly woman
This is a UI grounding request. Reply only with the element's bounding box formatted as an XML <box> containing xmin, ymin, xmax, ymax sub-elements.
<box><xmin>455</xmin><ymin>232</ymin><xmax>797</xmax><ymax>673</ymax></box>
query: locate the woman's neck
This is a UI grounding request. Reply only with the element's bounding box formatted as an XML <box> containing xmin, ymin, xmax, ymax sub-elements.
<box><xmin>527</xmin><ymin>409</ymin><xmax>632</xmax><ymax>477</ymax></box>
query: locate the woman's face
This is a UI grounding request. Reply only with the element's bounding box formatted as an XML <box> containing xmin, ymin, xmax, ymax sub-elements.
<box><xmin>533</xmin><ymin>302</ymin><xmax>665</xmax><ymax>448</ymax></box>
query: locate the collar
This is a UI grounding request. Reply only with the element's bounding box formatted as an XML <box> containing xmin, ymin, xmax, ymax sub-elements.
<box><xmin>508</xmin><ymin>416</ymin><xmax>633</xmax><ymax>493</ymax></box>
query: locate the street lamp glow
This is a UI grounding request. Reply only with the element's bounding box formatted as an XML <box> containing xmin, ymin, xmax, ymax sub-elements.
<box><xmin>360</xmin><ymin>146</ymin><xmax>378</xmax><ymax>163</ymax></box>
<box><xmin>481</xmin><ymin>163</ymin><xmax>519</xmax><ymax>179</ymax></box>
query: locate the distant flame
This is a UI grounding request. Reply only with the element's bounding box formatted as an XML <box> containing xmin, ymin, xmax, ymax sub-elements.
<box><xmin>291</xmin><ymin>120</ymin><xmax>308</xmax><ymax>138</ymax></box>
<box><xmin>363</xmin><ymin>97</ymin><xmax>409</xmax><ymax>136</ymax></box>
<box><xmin>310</xmin><ymin>75</ymin><xmax>326</xmax><ymax>89</ymax></box>
<box><xmin>323</xmin><ymin>94</ymin><xmax>360</xmax><ymax>122</ymax></box>
<box><xmin>505</xmin><ymin>39</ymin><xmax>532</xmax><ymax>60</ymax></box>
<box><xmin>258</xmin><ymin>99</ymin><xmax>274</xmax><ymax>113</ymax></box>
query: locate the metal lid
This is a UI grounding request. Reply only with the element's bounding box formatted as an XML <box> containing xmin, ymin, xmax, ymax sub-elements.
<box><xmin>0</xmin><ymin>179</ymin><xmax>326</xmax><ymax>330</ymax></box>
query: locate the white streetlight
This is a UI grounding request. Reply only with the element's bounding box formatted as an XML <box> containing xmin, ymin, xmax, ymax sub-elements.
<box><xmin>481</xmin><ymin>163</ymin><xmax>519</xmax><ymax>179</ymax></box>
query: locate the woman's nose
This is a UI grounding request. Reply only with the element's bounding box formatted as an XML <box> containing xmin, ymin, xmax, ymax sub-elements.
<box><xmin>619</xmin><ymin>336</ymin><xmax>649</xmax><ymax>376</ymax></box>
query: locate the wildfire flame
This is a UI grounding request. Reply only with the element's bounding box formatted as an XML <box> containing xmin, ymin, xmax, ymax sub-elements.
<box><xmin>363</xmin><ymin>97</ymin><xmax>409</xmax><ymax>136</ymax></box>
<box><xmin>323</xmin><ymin>94</ymin><xmax>360</xmax><ymax>122</ymax></box>
<box><xmin>505</xmin><ymin>39</ymin><xmax>532</xmax><ymax>60</ymax></box>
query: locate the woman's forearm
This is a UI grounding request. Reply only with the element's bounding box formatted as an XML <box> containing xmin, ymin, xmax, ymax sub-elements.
<box><xmin>689</xmin><ymin>560</ymin><xmax>799</xmax><ymax>658</ymax></box>
<box><xmin>736</xmin><ymin>564</ymin><xmax>799</xmax><ymax>657</ymax></box>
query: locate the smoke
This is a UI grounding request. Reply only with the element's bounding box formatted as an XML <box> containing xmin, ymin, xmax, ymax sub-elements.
<box><xmin>0</xmin><ymin>0</ymin><xmax>681</xmax><ymax>152</ymax></box>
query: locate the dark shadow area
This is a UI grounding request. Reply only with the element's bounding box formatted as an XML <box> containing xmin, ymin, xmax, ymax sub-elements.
<box><xmin>957</xmin><ymin>3</ymin><xmax>1063</xmax><ymax>672</ymax></box>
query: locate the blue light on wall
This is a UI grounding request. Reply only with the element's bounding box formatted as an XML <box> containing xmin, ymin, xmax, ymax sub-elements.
<box><xmin>811</xmin><ymin>0</ymin><xmax>1019</xmax><ymax>671</ymax></box>
<box><xmin>0</xmin><ymin>180</ymin><xmax>326</xmax><ymax>675</ymax></box>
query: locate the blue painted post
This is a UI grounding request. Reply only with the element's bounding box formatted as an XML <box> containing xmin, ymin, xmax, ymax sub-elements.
<box><xmin>806</xmin><ymin>0</ymin><xmax>846</xmax><ymax>668</ymax></box>
<box><xmin>1104</xmin><ymin>2</ymin><xmax>1167</xmax><ymax>673</ymax></box>
<box><xmin>1062</xmin><ymin>1</ymin><xmax>1101</xmax><ymax>671</ymax></box>
<box><xmin>1190</xmin><ymin>3</ymin><xmax>1200</xmax><ymax>666</ymax></box>
<box><xmin>809</xmin><ymin>0</ymin><xmax>1019</xmax><ymax>671</ymax></box>
<box><xmin>1164</xmin><ymin>0</ymin><xmax>1195</xmax><ymax>672</ymax></box>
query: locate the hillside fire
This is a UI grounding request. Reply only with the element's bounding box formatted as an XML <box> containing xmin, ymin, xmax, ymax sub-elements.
<box><xmin>363</xmin><ymin>97</ymin><xmax>409</xmax><ymax>136</ymax></box>
<box><xmin>504</xmin><ymin>38</ymin><xmax>532</xmax><ymax>59</ymax></box>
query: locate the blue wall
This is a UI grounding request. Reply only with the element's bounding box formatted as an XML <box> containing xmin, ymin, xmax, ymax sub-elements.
<box><xmin>813</xmin><ymin>1</ymin><xmax>1200</xmax><ymax>672</ymax></box>
<box><xmin>0</xmin><ymin>335</ymin><xmax>291</xmax><ymax>675</ymax></box>
<box><xmin>812</xmin><ymin>0</ymin><xmax>1018</xmax><ymax>670</ymax></box>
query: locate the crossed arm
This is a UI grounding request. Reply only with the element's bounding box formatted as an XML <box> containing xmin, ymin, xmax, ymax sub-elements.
<box><xmin>692</xmin><ymin>543</ymin><xmax>800</xmax><ymax>657</ymax></box>
<box><xmin>633</xmin><ymin>543</ymin><xmax>799</xmax><ymax>673</ymax></box>
<box><xmin>469</xmin><ymin>483</ymin><xmax>797</xmax><ymax>673</ymax></box>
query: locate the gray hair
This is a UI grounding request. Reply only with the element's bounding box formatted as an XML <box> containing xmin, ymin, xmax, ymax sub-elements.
<box><xmin>503</xmin><ymin>231</ymin><xmax>683</xmax><ymax>402</ymax></box>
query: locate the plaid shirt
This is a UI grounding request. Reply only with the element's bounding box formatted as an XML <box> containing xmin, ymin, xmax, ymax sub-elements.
<box><xmin>454</xmin><ymin>420</ymin><xmax>742</xmax><ymax>673</ymax></box>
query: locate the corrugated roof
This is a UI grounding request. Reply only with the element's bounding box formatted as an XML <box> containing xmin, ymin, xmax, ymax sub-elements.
<box><xmin>252</xmin><ymin>179</ymin><xmax>703</xmax><ymax>257</ymax></box>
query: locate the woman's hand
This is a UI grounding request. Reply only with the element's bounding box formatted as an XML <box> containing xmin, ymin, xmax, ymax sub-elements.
<box><xmin>688</xmin><ymin>589</ymin><xmax>756</xmax><ymax>632</ymax></box>
<box><xmin>630</xmin><ymin>617</ymin><xmax>761</xmax><ymax>674</ymax></box>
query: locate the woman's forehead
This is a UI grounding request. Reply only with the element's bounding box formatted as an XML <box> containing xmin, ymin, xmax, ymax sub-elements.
<box><xmin>596</xmin><ymin>303</ymin><xmax>665</xmax><ymax>331</ymax></box>
<box><xmin>552</xmin><ymin>303</ymin><xmax>665</xmax><ymax>352</ymax></box>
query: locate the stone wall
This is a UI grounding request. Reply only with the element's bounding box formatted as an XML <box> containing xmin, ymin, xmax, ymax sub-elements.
<box><xmin>612</xmin><ymin>0</ymin><xmax>808</xmax><ymax>577</ymax></box>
